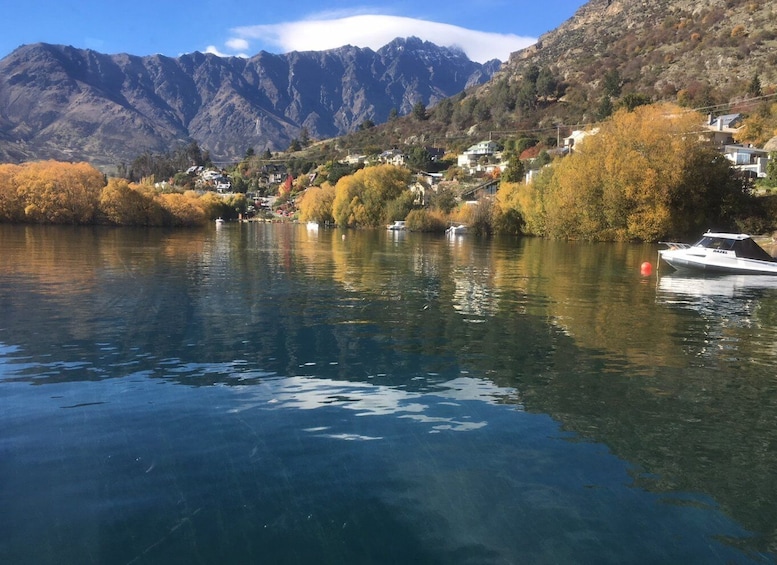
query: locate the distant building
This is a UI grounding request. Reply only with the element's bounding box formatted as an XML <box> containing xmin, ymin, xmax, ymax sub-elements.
<box><xmin>723</xmin><ymin>144</ymin><xmax>769</xmax><ymax>178</ymax></box>
<box><xmin>705</xmin><ymin>113</ymin><xmax>743</xmax><ymax>145</ymax></box>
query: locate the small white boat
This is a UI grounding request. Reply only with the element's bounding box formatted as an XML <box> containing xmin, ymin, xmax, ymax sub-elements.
<box><xmin>446</xmin><ymin>224</ymin><xmax>467</xmax><ymax>236</ymax></box>
<box><xmin>215</xmin><ymin>217</ymin><xmax>225</xmax><ymax>226</ymax></box>
<box><xmin>659</xmin><ymin>232</ymin><xmax>777</xmax><ymax>275</ymax></box>
<box><xmin>387</xmin><ymin>220</ymin><xmax>406</xmax><ymax>231</ymax></box>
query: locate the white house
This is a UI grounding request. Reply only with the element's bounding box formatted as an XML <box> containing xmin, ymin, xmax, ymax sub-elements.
<box><xmin>564</xmin><ymin>128</ymin><xmax>599</xmax><ymax>152</ymax></box>
<box><xmin>457</xmin><ymin>140</ymin><xmax>499</xmax><ymax>168</ymax></box>
<box><xmin>378</xmin><ymin>149</ymin><xmax>407</xmax><ymax>167</ymax></box>
<box><xmin>723</xmin><ymin>144</ymin><xmax>769</xmax><ymax>178</ymax></box>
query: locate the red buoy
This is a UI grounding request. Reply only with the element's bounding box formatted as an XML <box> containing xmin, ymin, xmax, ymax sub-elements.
<box><xmin>640</xmin><ymin>261</ymin><xmax>653</xmax><ymax>276</ymax></box>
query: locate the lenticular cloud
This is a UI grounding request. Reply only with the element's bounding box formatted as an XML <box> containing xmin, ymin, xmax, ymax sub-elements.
<box><xmin>230</xmin><ymin>15</ymin><xmax>535</xmax><ymax>63</ymax></box>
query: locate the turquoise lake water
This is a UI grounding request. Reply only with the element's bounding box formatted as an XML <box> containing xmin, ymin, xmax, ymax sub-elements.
<box><xmin>1</xmin><ymin>223</ymin><xmax>777</xmax><ymax>564</ymax></box>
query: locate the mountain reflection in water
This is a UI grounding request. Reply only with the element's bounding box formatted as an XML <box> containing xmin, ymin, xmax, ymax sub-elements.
<box><xmin>1</xmin><ymin>224</ymin><xmax>777</xmax><ymax>564</ymax></box>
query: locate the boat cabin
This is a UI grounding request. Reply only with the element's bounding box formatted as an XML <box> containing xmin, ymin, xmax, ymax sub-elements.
<box><xmin>695</xmin><ymin>233</ymin><xmax>775</xmax><ymax>262</ymax></box>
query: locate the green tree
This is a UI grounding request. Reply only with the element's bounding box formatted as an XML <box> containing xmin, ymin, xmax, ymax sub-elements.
<box><xmin>765</xmin><ymin>152</ymin><xmax>777</xmax><ymax>187</ymax></box>
<box><xmin>501</xmin><ymin>156</ymin><xmax>525</xmax><ymax>183</ymax></box>
<box><xmin>619</xmin><ymin>93</ymin><xmax>652</xmax><ymax>112</ymax></box>
<box><xmin>407</xmin><ymin>146</ymin><xmax>432</xmax><ymax>171</ymax></box>
<box><xmin>597</xmin><ymin>95</ymin><xmax>614</xmax><ymax>120</ymax></box>
<box><xmin>748</xmin><ymin>73</ymin><xmax>763</xmax><ymax>97</ymax></box>
<box><xmin>412</xmin><ymin>101</ymin><xmax>428</xmax><ymax>121</ymax></box>
<box><xmin>535</xmin><ymin>67</ymin><xmax>558</xmax><ymax>98</ymax></box>
<box><xmin>602</xmin><ymin>69</ymin><xmax>622</xmax><ymax>98</ymax></box>
<box><xmin>299</xmin><ymin>127</ymin><xmax>311</xmax><ymax>147</ymax></box>
<box><xmin>433</xmin><ymin>99</ymin><xmax>454</xmax><ymax>124</ymax></box>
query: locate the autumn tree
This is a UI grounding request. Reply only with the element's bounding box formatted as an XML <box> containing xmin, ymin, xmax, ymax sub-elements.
<box><xmin>332</xmin><ymin>165</ymin><xmax>412</xmax><ymax>227</ymax></box>
<box><xmin>514</xmin><ymin>103</ymin><xmax>748</xmax><ymax>241</ymax></box>
<box><xmin>13</xmin><ymin>161</ymin><xmax>104</xmax><ymax>224</ymax></box>
<box><xmin>98</xmin><ymin>178</ymin><xmax>162</xmax><ymax>225</ymax></box>
<box><xmin>0</xmin><ymin>164</ymin><xmax>24</xmax><ymax>222</ymax></box>
<box><xmin>158</xmin><ymin>193</ymin><xmax>206</xmax><ymax>226</ymax></box>
<box><xmin>298</xmin><ymin>183</ymin><xmax>336</xmax><ymax>224</ymax></box>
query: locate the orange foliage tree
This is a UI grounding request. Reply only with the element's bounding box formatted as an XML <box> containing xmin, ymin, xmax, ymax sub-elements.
<box><xmin>0</xmin><ymin>164</ymin><xmax>24</xmax><ymax>222</ymax></box>
<box><xmin>11</xmin><ymin>161</ymin><xmax>105</xmax><ymax>224</ymax></box>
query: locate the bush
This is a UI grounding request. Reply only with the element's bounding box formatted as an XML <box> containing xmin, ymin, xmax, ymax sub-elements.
<box><xmin>405</xmin><ymin>209</ymin><xmax>448</xmax><ymax>232</ymax></box>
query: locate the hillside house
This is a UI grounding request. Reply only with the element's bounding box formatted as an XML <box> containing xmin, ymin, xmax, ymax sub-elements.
<box><xmin>723</xmin><ymin>144</ymin><xmax>769</xmax><ymax>178</ymax></box>
<box><xmin>378</xmin><ymin>149</ymin><xmax>407</xmax><ymax>166</ymax></box>
<box><xmin>425</xmin><ymin>147</ymin><xmax>446</xmax><ymax>162</ymax></box>
<box><xmin>261</xmin><ymin>164</ymin><xmax>288</xmax><ymax>184</ymax></box>
<box><xmin>457</xmin><ymin>140</ymin><xmax>499</xmax><ymax>169</ymax></box>
<box><xmin>705</xmin><ymin>113</ymin><xmax>743</xmax><ymax>146</ymax></box>
<box><xmin>342</xmin><ymin>153</ymin><xmax>367</xmax><ymax>165</ymax></box>
<box><xmin>564</xmin><ymin>128</ymin><xmax>599</xmax><ymax>152</ymax></box>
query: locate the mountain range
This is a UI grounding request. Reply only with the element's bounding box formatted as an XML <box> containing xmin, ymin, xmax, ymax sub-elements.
<box><xmin>1</xmin><ymin>0</ymin><xmax>775</xmax><ymax>170</ymax></box>
<box><xmin>0</xmin><ymin>38</ymin><xmax>499</xmax><ymax>168</ymax></box>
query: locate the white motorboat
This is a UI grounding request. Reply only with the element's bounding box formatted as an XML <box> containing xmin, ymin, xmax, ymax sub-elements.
<box><xmin>387</xmin><ymin>220</ymin><xmax>406</xmax><ymax>231</ymax></box>
<box><xmin>659</xmin><ymin>232</ymin><xmax>777</xmax><ymax>275</ymax></box>
<box><xmin>215</xmin><ymin>217</ymin><xmax>225</xmax><ymax>226</ymax></box>
<box><xmin>446</xmin><ymin>224</ymin><xmax>467</xmax><ymax>236</ymax></box>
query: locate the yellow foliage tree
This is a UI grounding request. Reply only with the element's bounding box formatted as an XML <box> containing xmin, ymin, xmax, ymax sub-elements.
<box><xmin>734</xmin><ymin>103</ymin><xmax>777</xmax><ymax>147</ymax></box>
<box><xmin>99</xmin><ymin>178</ymin><xmax>162</xmax><ymax>225</ymax></box>
<box><xmin>13</xmin><ymin>161</ymin><xmax>105</xmax><ymax>224</ymax></box>
<box><xmin>0</xmin><ymin>163</ymin><xmax>24</xmax><ymax>222</ymax></box>
<box><xmin>158</xmin><ymin>193</ymin><xmax>206</xmax><ymax>226</ymax></box>
<box><xmin>332</xmin><ymin>165</ymin><xmax>412</xmax><ymax>227</ymax></box>
<box><xmin>298</xmin><ymin>183</ymin><xmax>336</xmax><ymax>223</ymax></box>
<box><xmin>524</xmin><ymin>103</ymin><xmax>744</xmax><ymax>241</ymax></box>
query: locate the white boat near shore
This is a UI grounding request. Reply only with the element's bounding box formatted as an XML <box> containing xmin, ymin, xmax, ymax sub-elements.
<box><xmin>387</xmin><ymin>220</ymin><xmax>406</xmax><ymax>231</ymax></box>
<box><xmin>659</xmin><ymin>232</ymin><xmax>777</xmax><ymax>275</ymax></box>
<box><xmin>446</xmin><ymin>224</ymin><xmax>467</xmax><ymax>236</ymax></box>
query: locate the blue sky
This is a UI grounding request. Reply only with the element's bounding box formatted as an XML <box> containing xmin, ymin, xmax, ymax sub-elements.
<box><xmin>1</xmin><ymin>0</ymin><xmax>588</xmax><ymax>63</ymax></box>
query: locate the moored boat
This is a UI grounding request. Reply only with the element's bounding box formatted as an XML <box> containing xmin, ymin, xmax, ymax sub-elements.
<box><xmin>445</xmin><ymin>224</ymin><xmax>467</xmax><ymax>236</ymax></box>
<box><xmin>658</xmin><ymin>232</ymin><xmax>777</xmax><ymax>275</ymax></box>
<box><xmin>387</xmin><ymin>220</ymin><xmax>406</xmax><ymax>231</ymax></box>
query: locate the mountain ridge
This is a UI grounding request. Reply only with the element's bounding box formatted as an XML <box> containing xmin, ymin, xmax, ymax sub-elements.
<box><xmin>0</xmin><ymin>38</ymin><xmax>499</xmax><ymax>168</ymax></box>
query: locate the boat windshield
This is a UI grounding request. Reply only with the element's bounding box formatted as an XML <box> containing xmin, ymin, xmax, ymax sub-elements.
<box><xmin>695</xmin><ymin>236</ymin><xmax>775</xmax><ymax>261</ymax></box>
<box><xmin>695</xmin><ymin>236</ymin><xmax>735</xmax><ymax>250</ymax></box>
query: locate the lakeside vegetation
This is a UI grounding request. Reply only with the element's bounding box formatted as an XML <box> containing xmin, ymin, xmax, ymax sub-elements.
<box><xmin>0</xmin><ymin>103</ymin><xmax>776</xmax><ymax>240</ymax></box>
<box><xmin>0</xmin><ymin>161</ymin><xmax>246</xmax><ymax>227</ymax></box>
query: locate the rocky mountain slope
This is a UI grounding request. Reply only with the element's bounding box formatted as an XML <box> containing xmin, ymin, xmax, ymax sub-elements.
<box><xmin>0</xmin><ymin>38</ymin><xmax>499</xmax><ymax>167</ymax></box>
<box><xmin>487</xmin><ymin>0</ymin><xmax>777</xmax><ymax>124</ymax></box>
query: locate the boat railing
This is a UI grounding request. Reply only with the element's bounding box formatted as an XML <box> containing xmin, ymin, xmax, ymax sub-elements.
<box><xmin>659</xmin><ymin>242</ymin><xmax>691</xmax><ymax>250</ymax></box>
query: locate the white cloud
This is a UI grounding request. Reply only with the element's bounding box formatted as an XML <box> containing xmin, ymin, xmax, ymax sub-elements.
<box><xmin>226</xmin><ymin>38</ymin><xmax>250</xmax><ymax>51</ymax></box>
<box><xmin>225</xmin><ymin>15</ymin><xmax>535</xmax><ymax>63</ymax></box>
<box><xmin>204</xmin><ymin>44</ymin><xmax>248</xmax><ymax>58</ymax></box>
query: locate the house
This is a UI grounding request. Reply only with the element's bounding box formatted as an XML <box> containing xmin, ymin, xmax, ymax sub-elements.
<box><xmin>378</xmin><ymin>149</ymin><xmax>407</xmax><ymax>167</ymax></box>
<box><xmin>457</xmin><ymin>140</ymin><xmax>499</xmax><ymax>169</ymax></box>
<box><xmin>425</xmin><ymin>147</ymin><xmax>446</xmax><ymax>162</ymax></box>
<box><xmin>460</xmin><ymin>177</ymin><xmax>499</xmax><ymax>200</ymax></box>
<box><xmin>261</xmin><ymin>164</ymin><xmax>288</xmax><ymax>184</ymax></box>
<box><xmin>342</xmin><ymin>153</ymin><xmax>367</xmax><ymax>165</ymax></box>
<box><xmin>564</xmin><ymin>129</ymin><xmax>599</xmax><ymax>152</ymax></box>
<box><xmin>723</xmin><ymin>144</ymin><xmax>769</xmax><ymax>178</ymax></box>
<box><xmin>705</xmin><ymin>113</ymin><xmax>743</xmax><ymax>145</ymax></box>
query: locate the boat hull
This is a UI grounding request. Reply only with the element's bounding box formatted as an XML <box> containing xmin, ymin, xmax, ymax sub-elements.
<box><xmin>659</xmin><ymin>249</ymin><xmax>777</xmax><ymax>275</ymax></box>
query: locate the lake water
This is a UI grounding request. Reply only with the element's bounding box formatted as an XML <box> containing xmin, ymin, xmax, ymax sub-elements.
<box><xmin>2</xmin><ymin>223</ymin><xmax>777</xmax><ymax>564</ymax></box>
